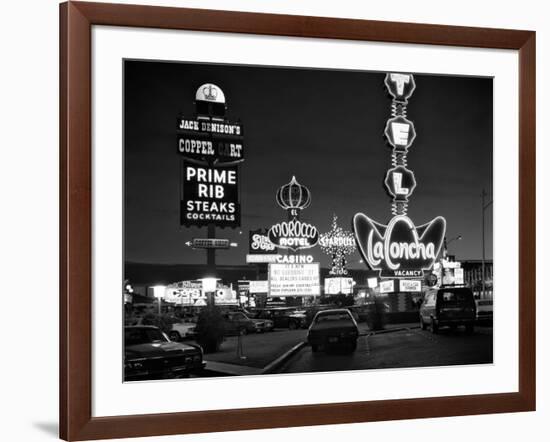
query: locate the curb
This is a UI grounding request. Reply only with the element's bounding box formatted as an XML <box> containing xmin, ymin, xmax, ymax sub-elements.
<box><xmin>367</xmin><ymin>325</ymin><xmax>420</xmax><ymax>335</ymax></box>
<box><xmin>261</xmin><ymin>341</ymin><xmax>307</xmax><ymax>374</ymax></box>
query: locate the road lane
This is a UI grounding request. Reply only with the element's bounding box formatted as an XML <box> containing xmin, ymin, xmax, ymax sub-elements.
<box><xmin>278</xmin><ymin>326</ymin><xmax>493</xmax><ymax>373</ymax></box>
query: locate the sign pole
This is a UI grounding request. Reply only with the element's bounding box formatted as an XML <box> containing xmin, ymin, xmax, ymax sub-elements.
<box><xmin>207</xmin><ymin>223</ymin><xmax>216</xmax><ymax>274</ymax></box>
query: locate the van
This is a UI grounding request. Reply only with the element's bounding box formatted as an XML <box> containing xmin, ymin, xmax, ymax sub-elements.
<box><xmin>419</xmin><ymin>287</ymin><xmax>476</xmax><ymax>334</ymax></box>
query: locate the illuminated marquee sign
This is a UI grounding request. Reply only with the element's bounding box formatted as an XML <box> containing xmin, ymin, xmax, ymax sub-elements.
<box><xmin>268</xmin><ymin>263</ymin><xmax>320</xmax><ymax>297</ymax></box>
<box><xmin>379</xmin><ymin>280</ymin><xmax>395</xmax><ymax>294</ymax></box>
<box><xmin>246</xmin><ymin>254</ymin><xmax>279</xmax><ymax>264</ymax></box>
<box><xmin>399</xmin><ymin>279</ymin><xmax>422</xmax><ymax>292</ymax></box>
<box><xmin>189</xmin><ymin>238</ymin><xmax>230</xmax><ymax>249</ymax></box>
<box><xmin>246</xmin><ymin>254</ymin><xmax>314</xmax><ymax>264</ymax></box>
<box><xmin>324</xmin><ymin>277</ymin><xmax>354</xmax><ymax>295</ymax></box>
<box><xmin>249</xmin><ymin>280</ymin><xmax>269</xmax><ymax>294</ymax></box>
<box><xmin>268</xmin><ymin>219</ymin><xmax>319</xmax><ymax>251</ymax></box>
<box><xmin>181</xmin><ymin>162</ymin><xmax>240</xmax><ymax>228</ymax></box>
<box><xmin>353</xmin><ymin>73</ymin><xmax>446</xmax><ymax>279</ymax></box>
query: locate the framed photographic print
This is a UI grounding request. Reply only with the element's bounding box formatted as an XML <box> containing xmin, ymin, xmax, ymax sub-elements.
<box><xmin>60</xmin><ymin>1</ymin><xmax>536</xmax><ymax>440</ymax></box>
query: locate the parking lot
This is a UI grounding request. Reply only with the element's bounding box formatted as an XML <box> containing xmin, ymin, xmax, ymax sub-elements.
<box><xmin>277</xmin><ymin>324</ymin><xmax>493</xmax><ymax>374</ymax></box>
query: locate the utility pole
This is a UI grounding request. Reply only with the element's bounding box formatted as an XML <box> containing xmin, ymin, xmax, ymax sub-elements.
<box><xmin>481</xmin><ymin>189</ymin><xmax>493</xmax><ymax>299</ymax></box>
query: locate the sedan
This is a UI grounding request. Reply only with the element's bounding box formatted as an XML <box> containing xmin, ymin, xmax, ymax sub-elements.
<box><xmin>307</xmin><ymin>309</ymin><xmax>359</xmax><ymax>353</ymax></box>
<box><xmin>125</xmin><ymin>326</ymin><xmax>204</xmax><ymax>381</ymax></box>
<box><xmin>475</xmin><ymin>299</ymin><xmax>493</xmax><ymax>324</ymax></box>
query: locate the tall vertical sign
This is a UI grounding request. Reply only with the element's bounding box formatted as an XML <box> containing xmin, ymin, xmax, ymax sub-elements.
<box><xmin>177</xmin><ymin>84</ymin><xmax>245</xmax><ymax>273</ymax></box>
<box><xmin>353</xmin><ymin>73</ymin><xmax>446</xmax><ymax>279</ymax></box>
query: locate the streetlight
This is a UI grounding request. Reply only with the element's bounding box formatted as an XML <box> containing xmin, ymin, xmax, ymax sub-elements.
<box><xmin>199</xmin><ymin>277</ymin><xmax>219</xmax><ymax>306</ymax></box>
<box><xmin>481</xmin><ymin>189</ymin><xmax>493</xmax><ymax>298</ymax></box>
<box><xmin>152</xmin><ymin>285</ymin><xmax>166</xmax><ymax>316</ymax></box>
<box><xmin>443</xmin><ymin>235</ymin><xmax>462</xmax><ymax>258</ymax></box>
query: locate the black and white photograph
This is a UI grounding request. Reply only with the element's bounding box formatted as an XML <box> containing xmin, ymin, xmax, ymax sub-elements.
<box><xmin>123</xmin><ymin>60</ymin><xmax>493</xmax><ymax>381</ymax></box>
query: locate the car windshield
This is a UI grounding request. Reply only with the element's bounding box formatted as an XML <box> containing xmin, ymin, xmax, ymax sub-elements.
<box><xmin>315</xmin><ymin>311</ymin><xmax>352</xmax><ymax>323</ymax></box>
<box><xmin>125</xmin><ymin>328</ymin><xmax>168</xmax><ymax>345</ymax></box>
<box><xmin>438</xmin><ymin>289</ymin><xmax>474</xmax><ymax>306</ymax></box>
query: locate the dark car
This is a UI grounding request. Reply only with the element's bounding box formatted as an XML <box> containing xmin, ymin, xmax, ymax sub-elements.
<box><xmin>253</xmin><ymin>307</ymin><xmax>303</xmax><ymax>329</ymax></box>
<box><xmin>419</xmin><ymin>287</ymin><xmax>476</xmax><ymax>334</ymax></box>
<box><xmin>222</xmin><ymin>311</ymin><xmax>261</xmax><ymax>335</ymax></box>
<box><xmin>307</xmin><ymin>309</ymin><xmax>359</xmax><ymax>353</ymax></box>
<box><xmin>124</xmin><ymin>326</ymin><xmax>204</xmax><ymax>381</ymax></box>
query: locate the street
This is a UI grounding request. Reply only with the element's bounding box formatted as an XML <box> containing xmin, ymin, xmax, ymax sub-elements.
<box><xmin>277</xmin><ymin>325</ymin><xmax>493</xmax><ymax>374</ymax></box>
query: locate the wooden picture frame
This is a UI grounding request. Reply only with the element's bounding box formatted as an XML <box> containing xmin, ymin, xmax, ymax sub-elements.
<box><xmin>60</xmin><ymin>1</ymin><xmax>536</xmax><ymax>440</ymax></box>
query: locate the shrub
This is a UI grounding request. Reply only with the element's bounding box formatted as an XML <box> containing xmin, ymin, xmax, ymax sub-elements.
<box><xmin>140</xmin><ymin>312</ymin><xmax>178</xmax><ymax>335</ymax></box>
<box><xmin>366</xmin><ymin>298</ymin><xmax>387</xmax><ymax>331</ymax></box>
<box><xmin>195</xmin><ymin>305</ymin><xmax>226</xmax><ymax>353</ymax></box>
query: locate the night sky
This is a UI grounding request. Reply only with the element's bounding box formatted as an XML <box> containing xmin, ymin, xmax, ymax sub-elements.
<box><xmin>124</xmin><ymin>60</ymin><xmax>493</xmax><ymax>269</ymax></box>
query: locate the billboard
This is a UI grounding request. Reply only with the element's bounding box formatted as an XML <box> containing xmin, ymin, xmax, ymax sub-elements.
<box><xmin>181</xmin><ymin>162</ymin><xmax>240</xmax><ymax>228</ymax></box>
<box><xmin>399</xmin><ymin>279</ymin><xmax>422</xmax><ymax>292</ymax></box>
<box><xmin>249</xmin><ymin>280</ymin><xmax>269</xmax><ymax>294</ymax></box>
<box><xmin>379</xmin><ymin>280</ymin><xmax>395</xmax><ymax>294</ymax></box>
<box><xmin>268</xmin><ymin>263</ymin><xmax>320</xmax><ymax>297</ymax></box>
<box><xmin>324</xmin><ymin>277</ymin><xmax>354</xmax><ymax>295</ymax></box>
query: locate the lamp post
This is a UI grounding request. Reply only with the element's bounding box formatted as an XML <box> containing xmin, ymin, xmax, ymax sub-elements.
<box><xmin>200</xmin><ymin>277</ymin><xmax>219</xmax><ymax>306</ymax></box>
<box><xmin>444</xmin><ymin>235</ymin><xmax>462</xmax><ymax>258</ymax></box>
<box><xmin>481</xmin><ymin>189</ymin><xmax>493</xmax><ymax>299</ymax></box>
<box><xmin>152</xmin><ymin>285</ymin><xmax>166</xmax><ymax>316</ymax></box>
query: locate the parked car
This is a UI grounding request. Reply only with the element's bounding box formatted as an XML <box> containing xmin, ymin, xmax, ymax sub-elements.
<box><xmin>420</xmin><ymin>287</ymin><xmax>476</xmax><ymax>334</ymax></box>
<box><xmin>475</xmin><ymin>299</ymin><xmax>493</xmax><ymax>323</ymax></box>
<box><xmin>287</xmin><ymin>310</ymin><xmax>308</xmax><ymax>329</ymax></box>
<box><xmin>124</xmin><ymin>326</ymin><xmax>204</xmax><ymax>381</ymax></box>
<box><xmin>169</xmin><ymin>321</ymin><xmax>197</xmax><ymax>341</ymax></box>
<box><xmin>222</xmin><ymin>311</ymin><xmax>263</xmax><ymax>335</ymax></box>
<box><xmin>253</xmin><ymin>307</ymin><xmax>300</xmax><ymax>329</ymax></box>
<box><xmin>307</xmin><ymin>309</ymin><xmax>359</xmax><ymax>353</ymax></box>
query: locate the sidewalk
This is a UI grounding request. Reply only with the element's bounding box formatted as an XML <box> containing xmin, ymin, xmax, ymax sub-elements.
<box><xmin>200</xmin><ymin>323</ymin><xmax>420</xmax><ymax>376</ymax></box>
<box><xmin>200</xmin><ymin>329</ymin><xmax>307</xmax><ymax>376</ymax></box>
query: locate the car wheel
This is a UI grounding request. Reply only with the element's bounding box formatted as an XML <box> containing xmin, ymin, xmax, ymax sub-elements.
<box><xmin>289</xmin><ymin>321</ymin><xmax>297</xmax><ymax>330</ymax></box>
<box><xmin>430</xmin><ymin>318</ymin><xmax>439</xmax><ymax>334</ymax></box>
<box><xmin>169</xmin><ymin>331</ymin><xmax>181</xmax><ymax>341</ymax></box>
<box><xmin>311</xmin><ymin>344</ymin><xmax>318</xmax><ymax>353</ymax></box>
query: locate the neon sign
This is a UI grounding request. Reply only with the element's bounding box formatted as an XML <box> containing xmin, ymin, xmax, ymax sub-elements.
<box><xmin>353</xmin><ymin>73</ymin><xmax>446</xmax><ymax>280</ymax></box>
<box><xmin>268</xmin><ymin>176</ymin><xmax>319</xmax><ymax>251</ymax></box>
<box><xmin>319</xmin><ymin>215</ymin><xmax>356</xmax><ymax>275</ymax></box>
<box><xmin>354</xmin><ymin>213</ymin><xmax>445</xmax><ymax>278</ymax></box>
<box><xmin>249</xmin><ymin>229</ymin><xmax>277</xmax><ymax>254</ymax></box>
<box><xmin>181</xmin><ymin>162</ymin><xmax>240</xmax><ymax>228</ymax></box>
<box><xmin>268</xmin><ymin>219</ymin><xmax>319</xmax><ymax>251</ymax></box>
<box><xmin>176</xmin><ymin>84</ymin><xmax>244</xmax><ymax>164</ymax></box>
<box><xmin>384</xmin><ymin>165</ymin><xmax>416</xmax><ymax>202</ymax></box>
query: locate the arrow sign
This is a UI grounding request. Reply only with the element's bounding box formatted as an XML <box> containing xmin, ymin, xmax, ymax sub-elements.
<box><xmin>188</xmin><ymin>238</ymin><xmax>231</xmax><ymax>249</ymax></box>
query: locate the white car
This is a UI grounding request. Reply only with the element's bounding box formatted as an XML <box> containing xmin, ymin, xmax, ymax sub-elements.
<box><xmin>169</xmin><ymin>321</ymin><xmax>197</xmax><ymax>341</ymax></box>
<box><xmin>475</xmin><ymin>299</ymin><xmax>493</xmax><ymax>322</ymax></box>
